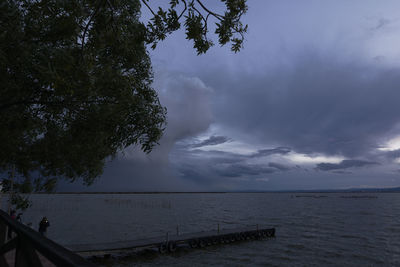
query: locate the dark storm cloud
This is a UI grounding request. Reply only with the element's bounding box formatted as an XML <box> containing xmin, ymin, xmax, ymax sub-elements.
<box><xmin>251</xmin><ymin>147</ymin><xmax>291</xmax><ymax>157</ymax></box>
<box><xmin>384</xmin><ymin>149</ymin><xmax>400</xmax><ymax>159</ymax></box>
<box><xmin>316</xmin><ymin>159</ymin><xmax>378</xmax><ymax>171</ymax></box>
<box><xmin>332</xmin><ymin>170</ymin><xmax>353</xmax><ymax>174</ymax></box>
<box><xmin>268</xmin><ymin>162</ymin><xmax>291</xmax><ymax>171</ymax></box>
<box><xmin>179</xmin><ymin>149</ymin><xmax>245</xmax><ymax>164</ymax></box>
<box><xmin>192</xmin><ymin>135</ymin><xmax>230</xmax><ymax>148</ymax></box>
<box><xmin>76</xmin><ymin>71</ymin><xmax>215</xmax><ymax>192</ymax></box>
<box><xmin>172</xmin><ymin>146</ymin><xmax>294</xmax><ymax>183</ymax></box>
<box><xmin>210</xmin><ymin>55</ymin><xmax>400</xmax><ymax>158</ymax></box>
<box><xmin>133</xmin><ymin>0</ymin><xmax>400</xmax><ymax>191</ymax></box>
<box><xmin>177</xmin><ymin>166</ymin><xmax>209</xmax><ymax>185</ymax></box>
<box><xmin>215</xmin><ymin>164</ymin><xmax>277</xmax><ymax>178</ymax></box>
<box><xmin>58</xmin><ymin>1</ymin><xmax>400</xmax><ymax>192</ymax></box>
<box><xmin>58</xmin><ymin>157</ymin><xmax>197</xmax><ymax>192</ymax></box>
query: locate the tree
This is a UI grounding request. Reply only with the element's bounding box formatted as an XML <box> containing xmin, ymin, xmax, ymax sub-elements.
<box><xmin>143</xmin><ymin>0</ymin><xmax>248</xmax><ymax>54</ymax></box>
<box><xmin>0</xmin><ymin>0</ymin><xmax>248</xmax><ymax>204</ymax></box>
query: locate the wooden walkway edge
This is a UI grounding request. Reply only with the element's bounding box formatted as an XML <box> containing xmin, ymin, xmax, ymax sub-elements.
<box><xmin>66</xmin><ymin>226</ymin><xmax>276</xmax><ymax>253</ymax></box>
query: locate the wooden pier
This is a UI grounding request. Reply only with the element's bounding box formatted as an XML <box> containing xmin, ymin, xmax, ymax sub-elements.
<box><xmin>67</xmin><ymin>226</ymin><xmax>276</xmax><ymax>254</ymax></box>
<box><xmin>0</xmin><ymin>208</ymin><xmax>276</xmax><ymax>266</ymax></box>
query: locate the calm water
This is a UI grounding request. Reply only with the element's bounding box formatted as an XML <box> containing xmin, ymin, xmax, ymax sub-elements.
<box><xmin>3</xmin><ymin>192</ymin><xmax>399</xmax><ymax>266</ymax></box>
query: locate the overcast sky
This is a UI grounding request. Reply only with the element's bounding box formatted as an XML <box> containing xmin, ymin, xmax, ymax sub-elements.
<box><xmin>63</xmin><ymin>0</ymin><xmax>400</xmax><ymax>192</ymax></box>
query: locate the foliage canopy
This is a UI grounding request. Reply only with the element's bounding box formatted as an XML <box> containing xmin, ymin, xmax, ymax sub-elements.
<box><xmin>0</xmin><ymin>0</ymin><xmax>247</xmax><ymax>202</ymax></box>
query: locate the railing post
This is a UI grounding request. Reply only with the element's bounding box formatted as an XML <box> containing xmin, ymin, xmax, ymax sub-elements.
<box><xmin>15</xmin><ymin>236</ymin><xmax>43</xmax><ymax>267</ymax></box>
<box><xmin>0</xmin><ymin>217</ymin><xmax>7</xmax><ymax>266</ymax></box>
<box><xmin>15</xmin><ymin>236</ymin><xmax>29</xmax><ymax>267</ymax></box>
<box><xmin>0</xmin><ymin>219</ymin><xmax>6</xmax><ymax>246</ymax></box>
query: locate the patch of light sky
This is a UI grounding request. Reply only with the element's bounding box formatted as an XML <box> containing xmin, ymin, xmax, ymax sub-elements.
<box><xmin>189</xmin><ymin>127</ymin><xmax>346</xmax><ymax>165</ymax></box>
<box><xmin>378</xmin><ymin>135</ymin><xmax>400</xmax><ymax>151</ymax></box>
<box><xmin>283</xmin><ymin>153</ymin><xmax>344</xmax><ymax>165</ymax></box>
<box><xmin>199</xmin><ymin>141</ymin><xmax>257</xmax><ymax>156</ymax></box>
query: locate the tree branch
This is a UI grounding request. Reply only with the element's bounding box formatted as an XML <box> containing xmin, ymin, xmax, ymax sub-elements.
<box><xmin>81</xmin><ymin>0</ymin><xmax>104</xmax><ymax>53</ymax></box>
<box><xmin>177</xmin><ymin>0</ymin><xmax>187</xmax><ymax>20</ymax></box>
<box><xmin>141</xmin><ymin>0</ymin><xmax>156</xmax><ymax>16</ymax></box>
<box><xmin>192</xmin><ymin>5</ymin><xmax>206</xmax><ymax>24</ymax></box>
<box><xmin>196</xmin><ymin>0</ymin><xmax>223</xmax><ymax>20</ymax></box>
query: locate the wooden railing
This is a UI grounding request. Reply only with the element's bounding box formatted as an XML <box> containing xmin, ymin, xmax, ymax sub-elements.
<box><xmin>0</xmin><ymin>209</ymin><xmax>95</xmax><ymax>267</ymax></box>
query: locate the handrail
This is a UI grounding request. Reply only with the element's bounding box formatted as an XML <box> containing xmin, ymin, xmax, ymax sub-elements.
<box><xmin>0</xmin><ymin>209</ymin><xmax>95</xmax><ymax>266</ymax></box>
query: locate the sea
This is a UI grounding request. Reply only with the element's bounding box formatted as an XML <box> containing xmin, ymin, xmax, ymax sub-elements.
<box><xmin>2</xmin><ymin>192</ymin><xmax>399</xmax><ymax>266</ymax></box>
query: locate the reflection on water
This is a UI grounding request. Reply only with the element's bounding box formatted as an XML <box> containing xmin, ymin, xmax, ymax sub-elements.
<box><xmin>3</xmin><ymin>192</ymin><xmax>399</xmax><ymax>266</ymax></box>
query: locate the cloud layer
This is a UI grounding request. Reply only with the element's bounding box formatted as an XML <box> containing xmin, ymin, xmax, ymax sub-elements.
<box><xmin>316</xmin><ymin>160</ymin><xmax>378</xmax><ymax>171</ymax></box>
<box><xmin>65</xmin><ymin>1</ymin><xmax>400</xmax><ymax>191</ymax></box>
<box><xmin>211</xmin><ymin>57</ymin><xmax>400</xmax><ymax>158</ymax></box>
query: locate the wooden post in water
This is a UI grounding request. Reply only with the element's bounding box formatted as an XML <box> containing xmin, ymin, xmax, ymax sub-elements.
<box><xmin>176</xmin><ymin>225</ymin><xmax>179</xmax><ymax>236</ymax></box>
<box><xmin>217</xmin><ymin>223</ymin><xmax>220</xmax><ymax>234</ymax></box>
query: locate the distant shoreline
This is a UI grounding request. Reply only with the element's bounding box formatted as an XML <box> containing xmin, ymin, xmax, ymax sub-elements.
<box><xmin>22</xmin><ymin>187</ymin><xmax>400</xmax><ymax>194</ymax></box>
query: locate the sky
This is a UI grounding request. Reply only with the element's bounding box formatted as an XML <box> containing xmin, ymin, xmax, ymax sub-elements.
<box><xmin>62</xmin><ymin>0</ymin><xmax>400</xmax><ymax>192</ymax></box>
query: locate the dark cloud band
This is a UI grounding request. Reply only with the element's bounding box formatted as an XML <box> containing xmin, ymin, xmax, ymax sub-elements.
<box><xmin>316</xmin><ymin>159</ymin><xmax>378</xmax><ymax>171</ymax></box>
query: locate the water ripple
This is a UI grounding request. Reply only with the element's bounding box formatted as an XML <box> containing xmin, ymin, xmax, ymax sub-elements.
<box><xmin>8</xmin><ymin>192</ymin><xmax>400</xmax><ymax>266</ymax></box>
